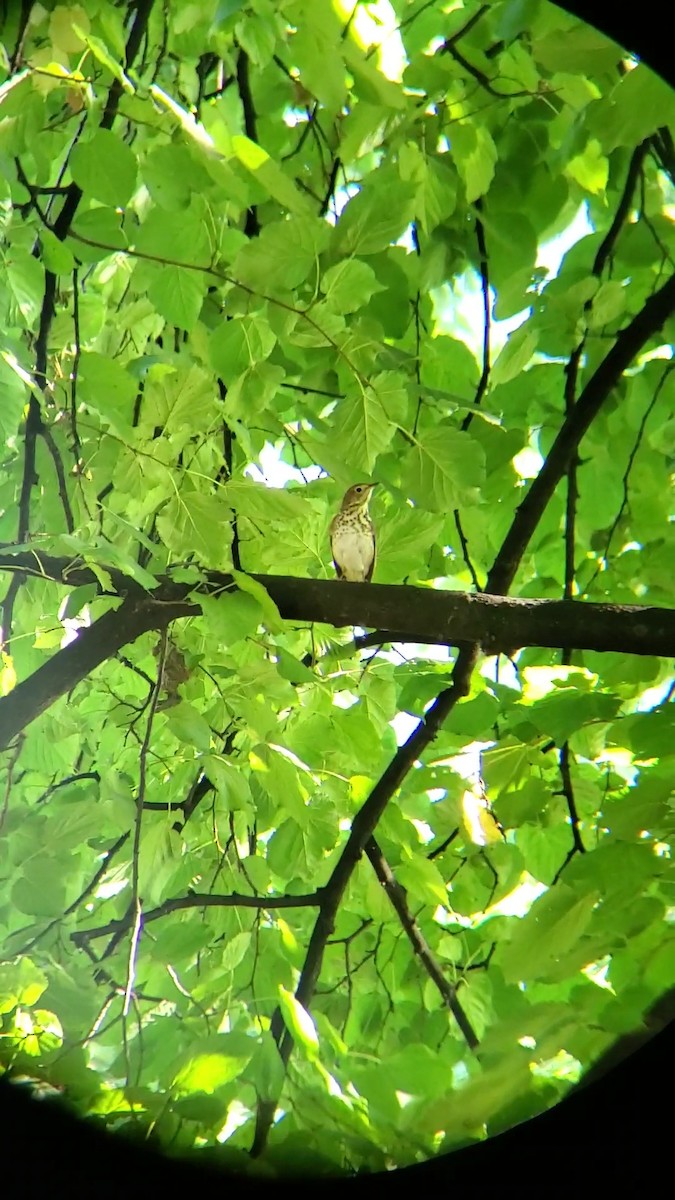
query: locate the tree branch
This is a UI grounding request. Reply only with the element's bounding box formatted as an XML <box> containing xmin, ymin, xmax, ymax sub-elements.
<box><xmin>71</xmin><ymin>888</ymin><xmax>324</xmax><ymax>949</ymax></box>
<box><xmin>593</xmin><ymin>139</ymin><xmax>651</xmax><ymax>277</ymax></box>
<box><xmin>584</xmin><ymin>363</ymin><xmax>673</xmax><ymax>593</ymax></box>
<box><xmin>463</xmin><ymin>197</ymin><xmax>491</xmax><ymax>428</ymax></box>
<box><xmin>235</xmin><ymin>47</ymin><xmax>260</xmax><ymax>238</ymax></box>
<box><xmin>1</xmin><ymin>562</ymin><xmax>673</xmax><ymax>750</ymax></box>
<box><xmin>0</xmin><ymin>588</ymin><xmax>195</xmax><ymax>751</ymax></box>
<box><xmin>251</xmin><ymin>232</ymin><xmax>675</xmax><ymax>1158</ymax></box>
<box><xmin>1</xmin><ymin>0</ymin><xmax>155</xmax><ymax>651</ymax></box>
<box><xmin>551</xmin><ymin>744</ymin><xmax>585</xmax><ymax>885</ymax></box>
<box><xmin>251</xmin><ymin>644</ymin><xmax>480</xmax><ymax>1155</ymax></box>
<box><xmin>486</xmin><ymin>270</ymin><xmax>675</xmax><ymax>596</ymax></box>
<box><xmin>364</xmin><ymin>836</ymin><xmax>479</xmax><ymax>1050</ymax></box>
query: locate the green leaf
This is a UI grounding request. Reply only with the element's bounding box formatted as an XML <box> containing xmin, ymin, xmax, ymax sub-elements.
<box><xmin>173</xmin><ymin>1093</ymin><xmax>227</xmax><ymax>1124</ymax></box>
<box><xmin>220</xmin><ymin>481</ymin><xmax>308</xmax><ymax>522</ymax></box>
<box><xmin>274</xmin><ymin>648</ymin><xmax>315</xmax><ymax>684</ymax></box>
<box><xmin>320</xmin><ymin>259</ymin><xmax>384</xmax><ymax>314</ymax></box>
<box><xmin>85</xmin><ymin>543</ymin><xmax>158</xmax><ymax>590</ymax></box>
<box><xmin>199</xmin><ymin>590</ymin><xmax>263</xmax><ymax>645</ymax></box>
<box><xmin>231</xmin><ymin>570</ymin><xmax>284</xmax><ymax>633</ymax></box>
<box><xmin>5</xmin><ymin>247</ymin><xmax>45</xmax><ymax>325</ymax></box>
<box><xmin>235</xmin><ymin>10</ymin><xmax>278</xmax><ymax>66</ymax></box>
<box><xmin>266</xmin><ymin>819</ymin><xmax>310</xmax><ymax>876</ymax></box>
<box><xmin>396</xmin><ymin>853</ymin><xmax>449</xmax><ymax>907</ymax></box>
<box><xmin>133</xmin><ymin>205</ymin><xmax>211</xmax><ymax>265</ymax></box>
<box><xmin>565</xmin><ymin>139</ymin><xmax>608</xmax><ymax>195</ymax></box>
<box><xmin>383</xmin><ymin>1043</ymin><xmax>451</xmax><ymax>1099</ymax></box>
<box><xmin>148</xmin><ymin>265</ymin><xmax>206</xmax><ymax>329</ymax></box>
<box><xmin>143</xmin><ymin>363</ymin><xmax>219</xmax><ymax>435</ymax></box>
<box><xmin>375</xmin><ymin>507</ymin><xmax>444</xmax><ymax>583</ymax></box>
<box><xmin>203</xmin><ymin>756</ymin><xmax>254</xmax><ymax>812</ymax></box>
<box><xmin>209</xmin><ymin>316</ymin><xmax>276</xmax><ymax>383</ymax></box>
<box><xmin>39</xmin><ymin>229</ymin><xmax>76</xmax><ymax>274</ymax></box>
<box><xmin>68</xmin><ymin>206</ymin><xmax>127</xmax><ymax>261</ymax></box>
<box><xmin>588</xmin><ymin>281</ymin><xmax>627</xmax><ymax>329</ymax></box>
<box><xmin>335</xmin><ymin>382</ymin><xmax>398</xmax><ymax>473</ymax></box>
<box><xmin>165</xmin><ymin>702</ymin><xmax>212</xmax><ymax>752</ymax></box>
<box><xmin>224</xmin><ymin>362</ymin><xmax>285</xmax><ymax>421</ymax></box>
<box><xmin>233</xmin><ymin>216</ymin><xmax>329</xmax><ymax>291</ymax></box>
<box><xmin>591</xmin><ymin>64</ymin><xmax>675</xmax><ymax>152</ymax></box>
<box><xmin>71</xmin><ymin>129</ymin><xmax>137</xmax><ymax>206</ymax></box>
<box><xmin>404</xmin><ymin>426</ymin><xmax>485</xmax><ymax>510</ymax></box>
<box><xmin>450</xmin><ymin>123</ymin><xmax>497</xmax><ymax>202</ymax></box>
<box><xmin>532</xmin><ymin>25</ymin><xmax>621</xmax><ymax>74</ymax></box>
<box><xmin>156</xmin><ymin>489</ymin><xmax>232</xmax><ymax>568</ymax></box>
<box><xmin>221</xmin><ymin>931</ymin><xmax>252</xmax><ymax>972</ymax></box>
<box><xmin>62</xmin><ymin>584</ymin><xmax>98</xmax><ymax>620</ymax></box>
<box><xmin>611</xmin><ymin>708</ymin><xmax>675</xmax><ymax>760</ymax></box>
<box><xmin>173</xmin><ymin>1035</ymin><xmax>253</xmax><ymax>1093</ymax></box>
<box><xmin>76</xmin><ymin>351</ymin><xmax>137</xmax><ymax>431</ymax></box>
<box><xmin>0</xmin><ymin>959</ymin><xmax>49</xmax><ymax>1012</ymax></box>
<box><xmin>0</xmin><ymin>353</ymin><xmax>29</xmax><ymax>441</ymax></box>
<box><xmin>250</xmin><ymin>1033</ymin><xmax>286</xmax><ymax>1101</ymax></box>
<box><xmin>492</xmin><ymin>324</ymin><xmax>539</xmax><ymax>386</ymax></box>
<box><xmin>142</xmin><ymin>143</ymin><xmax>205</xmax><ymax>210</ymax></box>
<box><xmin>333</xmin><ymin>178</ymin><xmax>417</xmax><ymax>255</ymax></box>
<box><xmin>138</xmin><ymin>822</ymin><xmax>181</xmax><ymax>905</ymax></box>
<box><xmin>285</xmin><ymin>0</ymin><xmax>345</xmax><ymax>109</ymax></box>
<box><xmin>343</xmin><ymin>41</ymin><xmax>406</xmax><ymax>110</ymax></box>
<box><xmin>231</xmin><ymin>134</ymin><xmax>314</xmax><ymax>217</ymax></box>
<box><xmin>497</xmin><ymin>884</ymin><xmax>600</xmax><ymax>983</ymax></box>
<box><xmin>525</xmin><ymin>684</ymin><xmax>621</xmax><ymax>746</ymax></box>
<box><xmin>12</xmin><ymin>857</ymin><xmax>67</xmax><ymax>916</ymax></box>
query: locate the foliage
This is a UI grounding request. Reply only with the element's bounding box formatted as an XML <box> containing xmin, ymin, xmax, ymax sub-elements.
<box><xmin>0</xmin><ymin>0</ymin><xmax>674</xmax><ymax>1179</ymax></box>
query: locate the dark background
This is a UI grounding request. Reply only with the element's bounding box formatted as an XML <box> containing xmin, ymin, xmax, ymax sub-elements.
<box><xmin>2</xmin><ymin>2</ymin><xmax>673</xmax><ymax>1193</ymax></box>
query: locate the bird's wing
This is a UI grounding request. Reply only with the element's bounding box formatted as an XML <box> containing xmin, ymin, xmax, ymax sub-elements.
<box><xmin>329</xmin><ymin>515</ymin><xmax>346</xmax><ymax>579</ymax></box>
<box><xmin>365</xmin><ymin>527</ymin><xmax>375</xmax><ymax>582</ymax></box>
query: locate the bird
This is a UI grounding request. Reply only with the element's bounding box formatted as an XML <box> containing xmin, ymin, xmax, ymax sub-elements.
<box><xmin>330</xmin><ymin>483</ymin><xmax>377</xmax><ymax>582</ymax></box>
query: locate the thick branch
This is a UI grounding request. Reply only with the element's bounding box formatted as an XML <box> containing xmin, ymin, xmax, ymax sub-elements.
<box><xmin>0</xmin><ymin>589</ymin><xmax>195</xmax><ymax>751</ymax></box>
<box><xmin>252</xmin><ymin>578</ymin><xmax>675</xmax><ymax>657</ymax></box>
<box><xmin>1</xmin><ymin>562</ymin><xmax>673</xmax><ymax>750</ymax></box>
<box><xmin>3</xmin><ymin>555</ymin><xmax>672</xmax><ymax>660</ymax></box>
<box><xmin>2</xmin><ymin>553</ymin><xmax>672</xmax><ymax>658</ymax></box>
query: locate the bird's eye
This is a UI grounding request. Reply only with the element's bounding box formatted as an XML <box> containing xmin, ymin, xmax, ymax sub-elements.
<box><xmin>355</xmin><ymin>486</ymin><xmax>363</xmax><ymax>492</ymax></box>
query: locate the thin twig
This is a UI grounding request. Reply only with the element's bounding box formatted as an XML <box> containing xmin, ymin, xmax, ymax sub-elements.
<box><xmin>584</xmin><ymin>363</ymin><xmax>674</xmax><ymax>594</ymax></box>
<box><xmin>41</xmin><ymin>426</ymin><xmax>75</xmax><ymax>533</ymax></box>
<box><xmin>552</xmin><ymin>744</ymin><xmax>585</xmax><ymax>884</ymax></box>
<box><xmin>0</xmin><ymin>734</ymin><xmax>24</xmax><ymax>834</ymax></box>
<box><xmin>365</xmin><ymin>836</ymin><xmax>479</xmax><ymax>1048</ymax></box>
<box><xmin>462</xmin><ymin>198</ymin><xmax>491</xmax><ymax>430</ymax></box>
<box><xmin>124</xmin><ymin>630</ymin><xmax>168</xmax><ymax>1016</ymax></box>
<box><xmin>453</xmin><ymin>511</ymin><xmax>482</xmax><ymax>591</ymax></box>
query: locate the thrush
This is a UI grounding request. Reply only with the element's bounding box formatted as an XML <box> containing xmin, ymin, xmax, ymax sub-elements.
<box><xmin>330</xmin><ymin>483</ymin><xmax>376</xmax><ymax>582</ymax></box>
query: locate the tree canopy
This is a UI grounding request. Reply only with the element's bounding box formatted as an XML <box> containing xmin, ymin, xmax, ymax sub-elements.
<box><xmin>1</xmin><ymin>0</ymin><xmax>674</xmax><ymax>1179</ymax></box>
